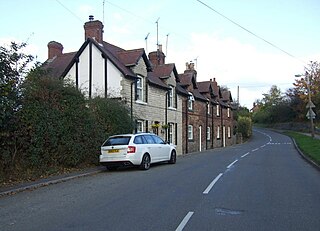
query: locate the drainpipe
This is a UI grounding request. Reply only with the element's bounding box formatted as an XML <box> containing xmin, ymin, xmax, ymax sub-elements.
<box><xmin>220</xmin><ymin>104</ymin><xmax>223</xmax><ymax>147</ymax></box>
<box><xmin>211</xmin><ymin>104</ymin><xmax>214</xmax><ymax>148</ymax></box>
<box><xmin>206</xmin><ymin>100</ymin><xmax>209</xmax><ymax>150</ymax></box>
<box><xmin>185</xmin><ymin>98</ymin><xmax>189</xmax><ymax>154</ymax></box>
<box><xmin>130</xmin><ymin>79</ymin><xmax>137</xmax><ymax>129</ymax></box>
<box><xmin>165</xmin><ymin>91</ymin><xmax>168</xmax><ymax>142</ymax></box>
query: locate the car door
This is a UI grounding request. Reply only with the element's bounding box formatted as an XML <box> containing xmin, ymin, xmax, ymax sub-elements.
<box><xmin>151</xmin><ymin>135</ymin><xmax>170</xmax><ymax>161</ymax></box>
<box><xmin>143</xmin><ymin>135</ymin><xmax>159</xmax><ymax>162</ymax></box>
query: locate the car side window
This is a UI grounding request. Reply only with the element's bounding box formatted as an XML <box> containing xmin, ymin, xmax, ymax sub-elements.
<box><xmin>133</xmin><ymin>136</ymin><xmax>143</xmax><ymax>144</ymax></box>
<box><xmin>144</xmin><ymin>135</ymin><xmax>155</xmax><ymax>144</ymax></box>
<box><xmin>152</xmin><ymin>135</ymin><xmax>165</xmax><ymax>144</ymax></box>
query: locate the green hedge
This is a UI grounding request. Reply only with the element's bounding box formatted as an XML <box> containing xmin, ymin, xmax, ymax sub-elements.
<box><xmin>0</xmin><ymin>72</ymin><xmax>134</xmax><ymax>183</ymax></box>
<box><xmin>237</xmin><ymin>116</ymin><xmax>252</xmax><ymax>139</ymax></box>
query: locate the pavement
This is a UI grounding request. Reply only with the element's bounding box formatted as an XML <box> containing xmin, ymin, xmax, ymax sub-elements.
<box><xmin>1</xmin><ymin>131</ymin><xmax>319</xmax><ymax>197</ymax></box>
<box><xmin>0</xmin><ymin>166</ymin><xmax>105</xmax><ymax>197</ymax></box>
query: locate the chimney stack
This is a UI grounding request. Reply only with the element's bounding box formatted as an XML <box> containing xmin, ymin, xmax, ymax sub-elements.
<box><xmin>84</xmin><ymin>15</ymin><xmax>104</xmax><ymax>43</ymax></box>
<box><xmin>185</xmin><ymin>61</ymin><xmax>195</xmax><ymax>71</ymax></box>
<box><xmin>47</xmin><ymin>41</ymin><xmax>63</xmax><ymax>59</ymax></box>
<box><xmin>148</xmin><ymin>45</ymin><xmax>166</xmax><ymax>66</ymax></box>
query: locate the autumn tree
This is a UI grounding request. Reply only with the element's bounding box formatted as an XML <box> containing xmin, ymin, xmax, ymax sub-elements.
<box><xmin>292</xmin><ymin>61</ymin><xmax>320</xmax><ymax>122</ymax></box>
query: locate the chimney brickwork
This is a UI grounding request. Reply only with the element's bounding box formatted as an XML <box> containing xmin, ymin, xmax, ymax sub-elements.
<box><xmin>148</xmin><ymin>46</ymin><xmax>165</xmax><ymax>66</ymax></box>
<box><xmin>84</xmin><ymin>18</ymin><xmax>104</xmax><ymax>43</ymax></box>
<box><xmin>47</xmin><ymin>41</ymin><xmax>63</xmax><ymax>59</ymax></box>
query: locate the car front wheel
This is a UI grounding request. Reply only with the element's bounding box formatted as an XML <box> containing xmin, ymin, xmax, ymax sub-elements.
<box><xmin>140</xmin><ymin>154</ymin><xmax>151</xmax><ymax>170</ymax></box>
<box><xmin>169</xmin><ymin>150</ymin><xmax>176</xmax><ymax>164</ymax></box>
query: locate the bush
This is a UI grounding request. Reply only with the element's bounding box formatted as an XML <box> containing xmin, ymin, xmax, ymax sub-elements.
<box><xmin>1</xmin><ymin>70</ymin><xmax>134</xmax><ymax>183</ymax></box>
<box><xmin>237</xmin><ymin>116</ymin><xmax>252</xmax><ymax>139</ymax></box>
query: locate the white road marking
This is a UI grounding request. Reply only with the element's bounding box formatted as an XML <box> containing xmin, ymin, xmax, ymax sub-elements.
<box><xmin>260</xmin><ymin>144</ymin><xmax>266</xmax><ymax>148</ymax></box>
<box><xmin>252</xmin><ymin>148</ymin><xmax>259</xmax><ymax>152</ymax></box>
<box><xmin>175</xmin><ymin>211</ymin><xmax>194</xmax><ymax>231</ymax></box>
<box><xmin>203</xmin><ymin>173</ymin><xmax>223</xmax><ymax>194</ymax></box>
<box><xmin>227</xmin><ymin>159</ymin><xmax>238</xmax><ymax>169</ymax></box>
<box><xmin>241</xmin><ymin>152</ymin><xmax>250</xmax><ymax>158</ymax></box>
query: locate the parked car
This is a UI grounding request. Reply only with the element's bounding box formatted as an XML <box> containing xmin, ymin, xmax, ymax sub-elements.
<box><xmin>100</xmin><ymin>133</ymin><xmax>177</xmax><ymax>170</ymax></box>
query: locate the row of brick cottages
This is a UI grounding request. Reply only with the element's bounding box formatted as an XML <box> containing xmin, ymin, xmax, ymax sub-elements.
<box><xmin>43</xmin><ymin>18</ymin><xmax>237</xmax><ymax>155</ymax></box>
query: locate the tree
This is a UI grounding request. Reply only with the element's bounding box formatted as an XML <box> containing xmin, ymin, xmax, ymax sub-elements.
<box><xmin>0</xmin><ymin>42</ymin><xmax>34</xmax><ymax>173</ymax></box>
<box><xmin>293</xmin><ymin>61</ymin><xmax>320</xmax><ymax>122</ymax></box>
<box><xmin>252</xmin><ymin>85</ymin><xmax>294</xmax><ymax>124</ymax></box>
<box><xmin>261</xmin><ymin>85</ymin><xmax>283</xmax><ymax>106</ymax></box>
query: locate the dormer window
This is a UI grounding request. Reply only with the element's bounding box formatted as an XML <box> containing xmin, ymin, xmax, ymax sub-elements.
<box><xmin>188</xmin><ymin>92</ymin><xmax>194</xmax><ymax>111</ymax></box>
<box><xmin>227</xmin><ymin>107</ymin><xmax>230</xmax><ymax>118</ymax></box>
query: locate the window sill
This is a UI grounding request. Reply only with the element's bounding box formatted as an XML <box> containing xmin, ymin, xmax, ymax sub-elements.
<box><xmin>168</xmin><ymin>107</ymin><xmax>177</xmax><ymax>111</ymax></box>
<box><xmin>135</xmin><ymin>100</ymin><xmax>147</xmax><ymax>105</ymax></box>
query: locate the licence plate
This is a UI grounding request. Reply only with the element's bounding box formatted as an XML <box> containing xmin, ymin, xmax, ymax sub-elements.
<box><xmin>108</xmin><ymin>149</ymin><xmax>119</xmax><ymax>153</ymax></box>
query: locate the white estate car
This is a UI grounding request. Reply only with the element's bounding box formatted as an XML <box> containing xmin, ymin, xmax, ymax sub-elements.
<box><xmin>100</xmin><ymin>133</ymin><xmax>177</xmax><ymax>170</ymax></box>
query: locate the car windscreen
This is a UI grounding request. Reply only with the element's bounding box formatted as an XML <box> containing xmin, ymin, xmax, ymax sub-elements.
<box><xmin>102</xmin><ymin>136</ymin><xmax>131</xmax><ymax>146</ymax></box>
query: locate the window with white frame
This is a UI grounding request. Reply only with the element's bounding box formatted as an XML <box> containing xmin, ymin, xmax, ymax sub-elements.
<box><xmin>227</xmin><ymin>108</ymin><xmax>230</xmax><ymax>118</ymax></box>
<box><xmin>168</xmin><ymin>86</ymin><xmax>175</xmax><ymax>108</ymax></box>
<box><xmin>216</xmin><ymin>104</ymin><xmax>220</xmax><ymax>116</ymax></box>
<box><xmin>188</xmin><ymin>125</ymin><xmax>193</xmax><ymax>140</ymax></box>
<box><xmin>207</xmin><ymin>102</ymin><xmax>210</xmax><ymax>115</ymax></box>
<box><xmin>217</xmin><ymin>126</ymin><xmax>220</xmax><ymax>139</ymax></box>
<box><xmin>207</xmin><ymin>127</ymin><xmax>211</xmax><ymax>140</ymax></box>
<box><xmin>136</xmin><ymin>120</ymin><xmax>143</xmax><ymax>133</ymax></box>
<box><xmin>136</xmin><ymin>77</ymin><xmax>143</xmax><ymax>101</ymax></box>
<box><xmin>228</xmin><ymin>126</ymin><xmax>231</xmax><ymax>138</ymax></box>
<box><xmin>168</xmin><ymin>123</ymin><xmax>173</xmax><ymax>144</ymax></box>
<box><xmin>188</xmin><ymin>92</ymin><xmax>194</xmax><ymax>111</ymax></box>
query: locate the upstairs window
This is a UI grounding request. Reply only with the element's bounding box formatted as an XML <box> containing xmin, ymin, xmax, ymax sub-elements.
<box><xmin>168</xmin><ymin>86</ymin><xmax>175</xmax><ymax>108</ymax></box>
<box><xmin>227</xmin><ymin>108</ymin><xmax>230</xmax><ymax>118</ymax></box>
<box><xmin>216</xmin><ymin>104</ymin><xmax>220</xmax><ymax>116</ymax></box>
<box><xmin>136</xmin><ymin>77</ymin><xmax>143</xmax><ymax>101</ymax></box>
<box><xmin>188</xmin><ymin>92</ymin><xmax>194</xmax><ymax>111</ymax></box>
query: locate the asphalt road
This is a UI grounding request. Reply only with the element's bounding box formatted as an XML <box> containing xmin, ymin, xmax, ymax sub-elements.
<box><xmin>1</xmin><ymin>128</ymin><xmax>319</xmax><ymax>231</ymax></box>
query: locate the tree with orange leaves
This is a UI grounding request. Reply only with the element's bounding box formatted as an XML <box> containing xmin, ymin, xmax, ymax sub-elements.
<box><xmin>291</xmin><ymin>61</ymin><xmax>320</xmax><ymax>122</ymax></box>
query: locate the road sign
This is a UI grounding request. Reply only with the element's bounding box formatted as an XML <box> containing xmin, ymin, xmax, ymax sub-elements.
<box><xmin>306</xmin><ymin>108</ymin><xmax>316</xmax><ymax>119</ymax></box>
<box><xmin>306</xmin><ymin>101</ymin><xmax>315</xmax><ymax>108</ymax></box>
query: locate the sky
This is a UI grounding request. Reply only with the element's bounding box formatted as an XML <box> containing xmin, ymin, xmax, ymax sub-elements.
<box><xmin>1</xmin><ymin>0</ymin><xmax>320</xmax><ymax>108</ymax></box>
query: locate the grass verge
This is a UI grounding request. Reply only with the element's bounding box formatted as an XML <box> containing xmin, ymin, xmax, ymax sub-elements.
<box><xmin>284</xmin><ymin>131</ymin><xmax>320</xmax><ymax>165</ymax></box>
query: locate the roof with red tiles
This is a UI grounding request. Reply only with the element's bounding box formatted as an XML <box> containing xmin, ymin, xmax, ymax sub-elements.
<box><xmin>44</xmin><ymin>52</ymin><xmax>76</xmax><ymax>78</ymax></box>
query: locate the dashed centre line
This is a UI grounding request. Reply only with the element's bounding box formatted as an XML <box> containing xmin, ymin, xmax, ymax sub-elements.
<box><xmin>203</xmin><ymin>173</ymin><xmax>223</xmax><ymax>194</ymax></box>
<box><xmin>252</xmin><ymin>148</ymin><xmax>259</xmax><ymax>152</ymax></box>
<box><xmin>227</xmin><ymin>159</ymin><xmax>238</xmax><ymax>169</ymax></box>
<box><xmin>241</xmin><ymin>152</ymin><xmax>250</xmax><ymax>158</ymax></box>
<box><xmin>175</xmin><ymin>211</ymin><xmax>194</xmax><ymax>231</ymax></box>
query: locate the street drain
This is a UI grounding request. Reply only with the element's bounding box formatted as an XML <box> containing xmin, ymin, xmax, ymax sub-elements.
<box><xmin>215</xmin><ymin>208</ymin><xmax>244</xmax><ymax>216</ymax></box>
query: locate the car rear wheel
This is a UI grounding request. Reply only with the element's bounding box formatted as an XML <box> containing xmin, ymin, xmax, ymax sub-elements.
<box><xmin>140</xmin><ymin>154</ymin><xmax>151</xmax><ymax>170</ymax></box>
<box><xmin>169</xmin><ymin>150</ymin><xmax>176</xmax><ymax>164</ymax></box>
